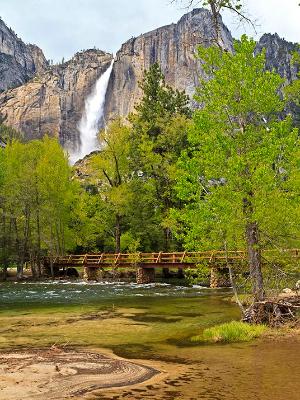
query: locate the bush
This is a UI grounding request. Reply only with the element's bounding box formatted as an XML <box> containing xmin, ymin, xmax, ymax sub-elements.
<box><xmin>191</xmin><ymin>321</ymin><xmax>266</xmax><ymax>344</ymax></box>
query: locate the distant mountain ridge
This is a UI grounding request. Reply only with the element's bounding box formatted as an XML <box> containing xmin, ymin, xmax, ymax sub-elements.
<box><xmin>0</xmin><ymin>9</ymin><xmax>298</xmax><ymax>149</ymax></box>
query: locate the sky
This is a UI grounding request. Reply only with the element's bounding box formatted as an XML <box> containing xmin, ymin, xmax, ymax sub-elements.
<box><xmin>0</xmin><ymin>0</ymin><xmax>299</xmax><ymax>62</ymax></box>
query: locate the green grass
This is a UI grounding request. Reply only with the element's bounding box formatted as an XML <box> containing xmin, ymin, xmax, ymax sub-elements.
<box><xmin>191</xmin><ymin>321</ymin><xmax>267</xmax><ymax>344</ymax></box>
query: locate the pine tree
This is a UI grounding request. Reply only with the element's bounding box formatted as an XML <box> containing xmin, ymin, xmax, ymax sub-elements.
<box><xmin>129</xmin><ymin>63</ymin><xmax>191</xmax><ymax>250</ymax></box>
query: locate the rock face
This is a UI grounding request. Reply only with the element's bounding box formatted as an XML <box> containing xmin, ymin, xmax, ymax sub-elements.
<box><xmin>105</xmin><ymin>18</ymin><xmax>300</xmax><ymax>121</ymax></box>
<box><xmin>256</xmin><ymin>33</ymin><xmax>300</xmax><ymax>125</ymax></box>
<box><xmin>0</xmin><ymin>9</ymin><xmax>299</xmax><ymax>149</ymax></box>
<box><xmin>0</xmin><ymin>50</ymin><xmax>113</xmax><ymax>148</ymax></box>
<box><xmin>256</xmin><ymin>33</ymin><xmax>299</xmax><ymax>81</ymax></box>
<box><xmin>0</xmin><ymin>18</ymin><xmax>48</xmax><ymax>91</ymax></box>
<box><xmin>104</xmin><ymin>8</ymin><xmax>233</xmax><ymax>119</ymax></box>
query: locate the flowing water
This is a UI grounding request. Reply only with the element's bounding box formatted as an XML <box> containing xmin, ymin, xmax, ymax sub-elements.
<box><xmin>0</xmin><ymin>281</ymin><xmax>299</xmax><ymax>399</ymax></box>
<box><xmin>69</xmin><ymin>61</ymin><xmax>114</xmax><ymax>164</ymax></box>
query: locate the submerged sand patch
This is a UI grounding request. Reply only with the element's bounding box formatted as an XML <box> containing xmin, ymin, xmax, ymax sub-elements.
<box><xmin>0</xmin><ymin>347</ymin><xmax>159</xmax><ymax>399</ymax></box>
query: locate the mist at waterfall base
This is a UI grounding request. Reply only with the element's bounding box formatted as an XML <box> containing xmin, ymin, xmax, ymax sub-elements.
<box><xmin>69</xmin><ymin>61</ymin><xmax>114</xmax><ymax>165</ymax></box>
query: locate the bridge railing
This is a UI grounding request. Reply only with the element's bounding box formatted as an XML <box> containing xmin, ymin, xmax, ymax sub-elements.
<box><xmin>52</xmin><ymin>249</ymin><xmax>300</xmax><ymax>268</ymax></box>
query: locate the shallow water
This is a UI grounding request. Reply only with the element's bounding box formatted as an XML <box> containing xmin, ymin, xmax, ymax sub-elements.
<box><xmin>0</xmin><ymin>280</ymin><xmax>299</xmax><ymax>399</ymax></box>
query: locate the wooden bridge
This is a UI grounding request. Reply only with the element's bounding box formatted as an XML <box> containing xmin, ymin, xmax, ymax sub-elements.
<box><xmin>49</xmin><ymin>249</ymin><xmax>300</xmax><ymax>286</ymax></box>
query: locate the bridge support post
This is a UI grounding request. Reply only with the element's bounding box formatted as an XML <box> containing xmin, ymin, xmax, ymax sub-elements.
<box><xmin>83</xmin><ymin>267</ymin><xmax>101</xmax><ymax>281</ymax></box>
<box><xmin>136</xmin><ymin>267</ymin><xmax>155</xmax><ymax>284</ymax></box>
<box><xmin>177</xmin><ymin>268</ymin><xmax>184</xmax><ymax>279</ymax></box>
<box><xmin>210</xmin><ymin>267</ymin><xmax>231</xmax><ymax>288</ymax></box>
<box><xmin>162</xmin><ymin>268</ymin><xmax>171</xmax><ymax>278</ymax></box>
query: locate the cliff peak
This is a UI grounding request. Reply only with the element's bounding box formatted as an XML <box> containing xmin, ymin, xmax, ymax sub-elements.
<box><xmin>105</xmin><ymin>6</ymin><xmax>232</xmax><ymax>119</ymax></box>
<box><xmin>0</xmin><ymin>17</ymin><xmax>48</xmax><ymax>91</ymax></box>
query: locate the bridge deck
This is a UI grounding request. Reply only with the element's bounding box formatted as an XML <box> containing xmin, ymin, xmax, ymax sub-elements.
<box><xmin>52</xmin><ymin>249</ymin><xmax>300</xmax><ymax>269</ymax></box>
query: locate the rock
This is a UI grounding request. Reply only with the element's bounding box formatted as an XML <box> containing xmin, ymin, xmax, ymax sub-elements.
<box><xmin>0</xmin><ymin>9</ymin><xmax>299</xmax><ymax>150</ymax></box>
<box><xmin>282</xmin><ymin>288</ymin><xmax>293</xmax><ymax>294</ymax></box>
<box><xmin>0</xmin><ymin>18</ymin><xmax>48</xmax><ymax>91</ymax></box>
<box><xmin>104</xmin><ymin>8</ymin><xmax>233</xmax><ymax>120</ymax></box>
<box><xmin>255</xmin><ymin>33</ymin><xmax>299</xmax><ymax>82</ymax></box>
<box><xmin>0</xmin><ymin>49</ymin><xmax>113</xmax><ymax>150</ymax></box>
<box><xmin>104</xmin><ymin>11</ymin><xmax>300</xmax><ymax>122</ymax></box>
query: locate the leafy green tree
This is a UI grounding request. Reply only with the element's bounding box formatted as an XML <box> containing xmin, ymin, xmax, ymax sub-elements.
<box><xmin>0</xmin><ymin>137</ymin><xmax>78</xmax><ymax>278</ymax></box>
<box><xmin>174</xmin><ymin>36</ymin><xmax>300</xmax><ymax>301</ymax></box>
<box><xmin>129</xmin><ymin>63</ymin><xmax>191</xmax><ymax>250</ymax></box>
<box><xmin>88</xmin><ymin>119</ymin><xmax>133</xmax><ymax>253</ymax></box>
<box><xmin>0</xmin><ymin>147</ymin><xmax>9</xmax><ymax>278</ymax></box>
<box><xmin>36</xmin><ymin>137</ymin><xmax>78</xmax><ymax>273</ymax></box>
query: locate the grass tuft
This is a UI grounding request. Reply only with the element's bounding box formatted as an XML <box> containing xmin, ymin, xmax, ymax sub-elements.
<box><xmin>191</xmin><ymin>321</ymin><xmax>266</xmax><ymax>344</ymax></box>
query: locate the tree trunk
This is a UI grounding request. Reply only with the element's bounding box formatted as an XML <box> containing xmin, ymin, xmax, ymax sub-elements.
<box><xmin>30</xmin><ymin>253</ymin><xmax>37</xmax><ymax>279</ymax></box>
<box><xmin>1</xmin><ymin>213</ymin><xmax>8</xmax><ymax>281</ymax></box>
<box><xmin>245</xmin><ymin>221</ymin><xmax>265</xmax><ymax>301</ymax></box>
<box><xmin>12</xmin><ymin>217</ymin><xmax>22</xmax><ymax>280</ymax></box>
<box><xmin>224</xmin><ymin>240</ymin><xmax>245</xmax><ymax>314</ymax></box>
<box><xmin>2</xmin><ymin>265</ymin><xmax>8</xmax><ymax>281</ymax></box>
<box><xmin>164</xmin><ymin>227</ymin><xmax>170</xmax><ymax>252</ymax></box>
<box><xmin>209</xmin><ymin>1</ymin><xmax>222</xmax><ymax>47</ymax></box>
<box><xmin>50</xmin><ymin>228</ymin><xmax>54</xmax><ymax>279</ymax></box>
<box><xmin>115</xmin><ymin>215</ymin><xmax>121</xmax><ymax>253</ymax></box>
<box><xmin>50</xmin><ymin>256</ymin><xmax>54</xmax><ymax>279</ymax></box>
<box><xmin>18</xmin><ymin>206</ymin><xmax>30</xmax><ymax>280</ymax></box>
<box><xmin>35</xmin><ymin>198</ymin><xmax>41</xmax><ymax>278</ymax></box>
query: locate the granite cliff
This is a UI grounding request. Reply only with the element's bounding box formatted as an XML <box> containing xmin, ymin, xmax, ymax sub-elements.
<box><xmin>0</xmin><ymin>9</ymin><xmax>298</xmax><ymax>150</ymax></box>
<box><xmin>255</xmin><ymin>33</ymin><xmax>299</xmax><ymax>81</ymax></box>
<box><xmin>105</xmin><ymin>13</ymin><xmax>299</xmax><ymax>121</ymax></box>
<box><xmin>0</xmin><ymin>18</ymin><xmax>48</xmax><ymax>92</ymax></box>
<box><xmin>0</xmin><ymin>49</ymin><xmax>112</xmax><ymax>149</ymax></box>
<box><xmin>104</xmin><ymin>8</ymin><xmax>233</xmax><ymax>119</ymax></box>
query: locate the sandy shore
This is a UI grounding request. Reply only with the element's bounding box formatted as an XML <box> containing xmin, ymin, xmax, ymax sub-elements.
<box><xmin>0</xmin><ymin>347</ymin><xmax>160</xmax><ymax>399</ymax></box>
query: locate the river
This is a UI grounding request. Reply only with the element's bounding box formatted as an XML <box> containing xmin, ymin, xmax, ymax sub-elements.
<box><xmin>0</xmin><ymin>281</ymin><xmax>299</xmax><ymax>399</ymax></box>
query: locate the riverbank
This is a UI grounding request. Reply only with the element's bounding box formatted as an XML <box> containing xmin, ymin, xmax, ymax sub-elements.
<box><xmin>1</xmin><ymin>339</ymin><xmax>299</xmax><ymax>400</ymax></box>
<box><xmin>0</xmin><ymin>348</ymin><xmax>161</xmax><ymax>400</ymax></box>
<box><xmin>0</xmin><ymin>281</ymin><xmax>299</xmax><ymax>399</ymax></box>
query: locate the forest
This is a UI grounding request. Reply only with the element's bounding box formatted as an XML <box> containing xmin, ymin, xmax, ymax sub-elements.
<box><xmin>0</xmin><ymin>35</ymin><xmax>299</xmax><ymax>304</ymax></box>
<box><xmin>0</xmin><ymin>2</ymin><xmax>300</xmax><ymax>400</ymax></box>
<box><xmin>1</xmin><ymin>0</ymin><xmax>300</xmax><ymax>312</ymax></box>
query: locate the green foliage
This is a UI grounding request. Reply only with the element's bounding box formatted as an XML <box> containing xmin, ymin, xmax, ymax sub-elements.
<box><xmin>81</xmin><ymin>119</ymin><xmax>133</xmax><ymax>252</ymax></box>
<box><xmin>184</xmin><ymin>264</ymin><xmax>211</xmax><ymax>286</ymax></box>
<box><xmin>174</xmin><ymin>36</ymin><xmax>300</xmax><ymax>250</ymax></box>
<box><xmin>191</xmin><ymin>321</ymin><xmax>266</xmax><ymax>343</ymax></box>
<box><xmin>172</xmin><ymin>36</ymin><xmax>300</xmax><ymax>297</ymax></box>
<box><xmin>133</xmin><ymin>62</ymin><xmax>191</xmax><ymax>137</ymax></box>
<box><xmin>128</xmin><ymin>63</ymin><xmax>191</xmax><ymax>250</ymax></box>
<box><xmin>0</xmin><ymin>137</ymin><xmax>79</xmax><ymax>277</ymax></box>
<box><xmin>76</xmin><ymin>64</ymin><xmax>192</xmax><ymax>253</ymax></box>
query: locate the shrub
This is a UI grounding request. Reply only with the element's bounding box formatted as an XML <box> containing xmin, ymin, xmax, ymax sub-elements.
<box><xmin>191</xmin><ymin>321</ymin><xmax>266</xmax><ymax>344</ymax></box>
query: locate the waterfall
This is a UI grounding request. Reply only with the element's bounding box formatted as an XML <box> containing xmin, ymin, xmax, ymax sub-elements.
<box><xmin>69</xmin><ymin>60</ymin><xmax>113</xmax><ymax>164</ymax></box>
